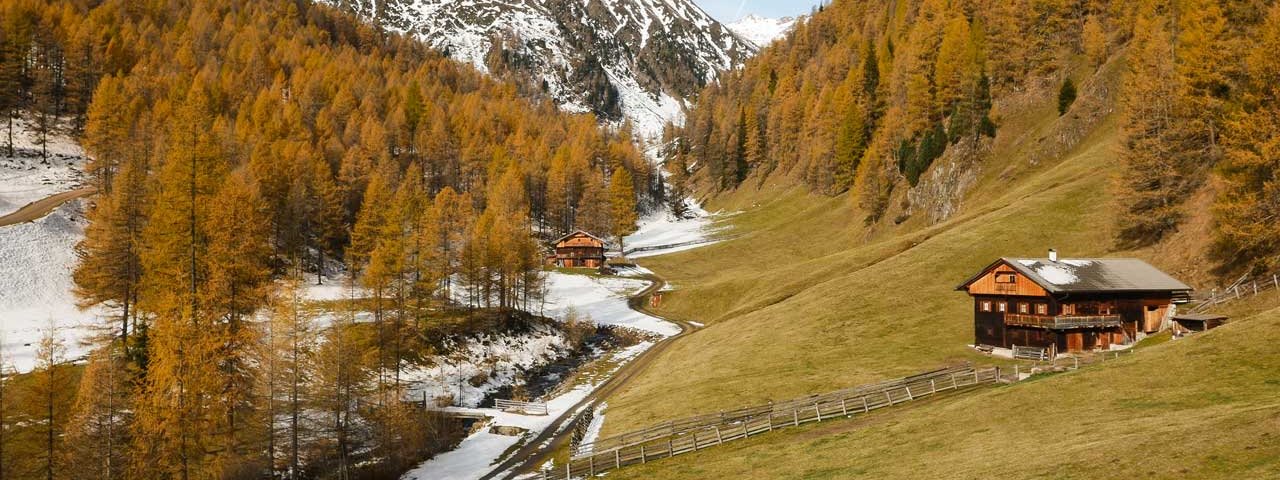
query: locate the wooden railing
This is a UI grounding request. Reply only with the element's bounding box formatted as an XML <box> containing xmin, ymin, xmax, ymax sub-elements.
<box><xmin>541</xmin><ymin>365</ymin><xmax>1001</xmax><ymax>480</ymax></box>
<box><xmin>1190</xmin><ymin>272</ymin><xmax>1280</xmax><ymax>313</ymax></box>
<box><xmin>1005</xmin><ymin>313</ymin><xmax>1122</xmax><ymax>329</ymax></box>
<box><xmin>495</xmin><ymin>399</ymin><xmax>548</xmax><ymax>416</ymax></box>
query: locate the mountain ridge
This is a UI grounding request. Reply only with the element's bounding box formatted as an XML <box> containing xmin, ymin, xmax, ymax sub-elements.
<box><xmin>330</xmin><ymin>0</ymin><xmax>755</xmax><ymax>137</ymax></box>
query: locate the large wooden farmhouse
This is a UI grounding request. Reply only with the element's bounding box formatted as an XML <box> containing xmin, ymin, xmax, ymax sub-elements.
<box><xmin>956</xmin><ymin>250</ymin><xmax>1192</xmax><ymax>354</ymax></box>
<box><xmin>550</xmin><ymin>230</ymin><xmax>607</xmax><ymax>268</ymax></box>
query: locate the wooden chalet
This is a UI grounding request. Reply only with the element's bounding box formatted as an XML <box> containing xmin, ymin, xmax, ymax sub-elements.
<box><xmin>550</xmin><ymin>230</ymin><xmax>607</xmax><ymax>268</ymax></box>
<box><xmin>956</xmin><ymin>250</ymin><xmax>1192</xmax><ymax>354</ymax></box>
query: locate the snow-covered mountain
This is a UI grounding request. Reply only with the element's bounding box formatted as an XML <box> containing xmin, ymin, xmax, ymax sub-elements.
<box><xmin>726</xmin><ymin>14</ymin><xmax>797</xmax><ymax>49</ymax></box>
<box><xmin>330</xmin><ymin>0</ymin><xmax>755</xmax><ymax>138</ymax></box>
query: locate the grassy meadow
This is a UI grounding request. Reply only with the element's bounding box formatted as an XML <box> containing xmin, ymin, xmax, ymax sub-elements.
<box><xmin>588</xmin><ymin>54</ymin><xmax>1280</xmax><ymax>478</ymax></box>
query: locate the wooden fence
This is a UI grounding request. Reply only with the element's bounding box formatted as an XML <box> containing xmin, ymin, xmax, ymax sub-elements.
<box><xmin>1009</xmin><ymin>347</ymin><xmax>1136</xmax><ymax>378</ymax></box>
<box><xmin>1190</xmin><ymin>271</ymin><xmax>1280</xmax><ymax>313</ymax></box>
<box><xmin>540</xmin><ymin>365</ymin><xmax>1001</xmax><ymax>480</ymax></box>
<box><xmin>621</xmin><ymin>237</ymin><xmax>728</xmax><ymax>256</ymax></box>
<box><xmin>495</xmin><ymin>399</ymin><xmax>549</xmax><ymax>416</ymax></box>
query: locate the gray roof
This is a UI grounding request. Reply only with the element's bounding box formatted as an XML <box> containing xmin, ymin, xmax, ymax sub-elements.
<box><xmin>960</xmin><ymin>257</ymin><xmax>1193</xmax><ymax>294</ymax></box>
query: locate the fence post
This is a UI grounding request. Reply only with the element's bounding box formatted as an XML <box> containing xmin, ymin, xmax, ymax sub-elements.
<box><xmin>930</xmin><ymin>378</ymin><xmax>937</xmax><ymax>394</ymax></box>
<box><xmin>886</xmin><ymin>390</ymin><xmax>894</xmax><ymax>406</ymax></box>
<box><xmin>768</xmin><ymin>413</ymin><xmax>774</xmax><ymax>431</ymax></box>
<box><xmin>1074</xmin><ymin>357</ymin><xmax>1079</xmax><ymax>369</ymax></box>
<box><xmin>862</xmin><ymin>395</ymin><xmax>870</xmax><ymax>413</ymax></box>
<box><xmin>616</xmin><ymin>449</ymin><xmax>621</xmax><ymax>469</ymax></box>
<box><xmin>741</xmin><ymin>421</ymin><xmax>749</xmax><ymax>439</ymax></box>
<box><xmin>641</xmin><ymin>445</ymin><xmax>646</xmax><ymax>464</ymax></box>
<box><xmin>715</xmin><ymin>426</ymin><xmax>723</xmax><ymax>444</ymax></box>
<box><xmin>1254</xmin><ymin>281</ymin><xmax>1259</xmax><ymax>295</ymax></box>
<box><xmin>815</xmin><ymin>403</ymin><xmax>822</xmax><ymax>422</ymax></box>
<box><xmin>793</xmin><ymin>409</ymin><xmax>799</xmax><ymax>426</ymax></box>
<box><xmin>667</xmin><ymin>440</ymin><xmax>673</xmax><ymax>457</ymax></box>
<box><xmin>950</xmin><ymin>372</ymin><xmax>959</xmax><ymax>389</ymax></box>
<box><xmin>841</xmin><ymin>398</ymin><xmax>848</xmax><ymax>416</ymax></box>
<box><xmin>905</xmin><ymin>385</ymin><xmax>913</xmax><ymax>401</ymax></box>
<box><xmin>1235</xmin><ymin>285</ymin><xmax>1240</xmax><ymax>298</ymax></box>
<box><xmin>589</xmin><ymin>456</ymin><xmax>595</xmax><ymax>476</ymax></box>
<box><xmin>1015</xmin><ymin>364</ymin><xmax>1019</xmax><ymax>378</ymax></box>
<box><xmin>566</xmin><ymin>460</ymin><xmax>571</xmax><ymax>479</ymax></box>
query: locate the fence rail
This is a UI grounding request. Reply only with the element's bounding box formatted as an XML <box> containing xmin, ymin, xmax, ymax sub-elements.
<box><xmin>541</xmin><ymin>365</ymin><xmax>1001</xmax><ymax>480</ymax></box>
<box><xmin>495</xmin><ymin>399</ymin><xmax>549</xmax><ymax>416</ymax></box>
<box><xmin>1190</xmin><ymin>271</ymin><xmax>1280</xmax><ymax>313</ymax></box>
<box><xmin>622</xmin><ymin>237</ymin><xmax>727</xmax><ymax>256</ymax></box>
<box><xmin>571</xmin><ymin>365</ymin><xmax>973</xmax><ymax>457</ymax></box>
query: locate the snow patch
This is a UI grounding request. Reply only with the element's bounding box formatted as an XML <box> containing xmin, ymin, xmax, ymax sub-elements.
<box><xmin>622</xmin><ymin>197</ymin><xmax>732</xmax><ymax>258</ymax></box>
<box><xmin>404</xmin><ymin>341</ymin><xmax>654</xmax><ymax>480</ymax></box>
<box><xmin>580</xmin><ymin>402</ymin><xmax>607</xmax><ymax>445</ymax></box>
<box><xmin>726</xmin><ymin>14</ymin><xmax>797</xmax><ymax>48</ymax></box>
<box><xmin>0</xmin><ymin>117</ymin><xmax>87</xmax><ymax>216</ymax></box>
<box><xmin>1034</xmin><ymin>265</ymin><xmax>1079</xmax><ymax>286</ymax></box>
<box><xmin>402</xmin><ymin>324</ymin><xmax>570</xmax><ymax>408</ymax></box>
<box><xmin>0</xmin><ymin>200</ymin><xmax>98</xmax><ymax>371</ymax></box>
<box><xmin>542</xmin><ymin>273</ymin><xmax>679</xmax><ymax>337</ymax></box>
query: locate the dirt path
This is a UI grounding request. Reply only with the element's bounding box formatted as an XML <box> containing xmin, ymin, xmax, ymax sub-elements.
<box><xmin>484</xmin><ymin>273</ymin><xmax>697</xmax><ymax>480</ymax></box>
<box><xmin>0</xmin><ymin>187</ymin><xmax>96</xmax><ymax>227</ymax></box>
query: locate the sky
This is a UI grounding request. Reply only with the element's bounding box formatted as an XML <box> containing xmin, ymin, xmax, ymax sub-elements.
<box><xmin>695</xmin><ymin>0</ymin><xmax>824</xmax><ymax>22</ymax></box>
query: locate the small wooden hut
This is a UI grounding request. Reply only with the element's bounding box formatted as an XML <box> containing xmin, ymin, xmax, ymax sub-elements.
<box><xmin>1172</xmin><ymin>313</ymin><xmax>1227</xmax><ymax>335</ymax></box>
<box><xmin>956</xmin><ymin>250</ymin><xmax>1192</xmax><ymax>353</ymax></box>
<box><xmin>550</xmin><ymin>230</ymin><xmax>607</xmax><ymax>268</ymax></box>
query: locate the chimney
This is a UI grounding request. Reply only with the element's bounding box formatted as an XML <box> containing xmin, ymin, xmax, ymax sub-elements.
<box><xmin>1048</xmin><ymin>248</ymin><xmax>1058</xmax><ymax>262</ymax></box>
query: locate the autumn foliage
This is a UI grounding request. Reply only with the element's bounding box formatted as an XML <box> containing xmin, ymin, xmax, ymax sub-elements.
<box><xmin>674</xmin><ymin>0</ymin><xmax>1279</xmax><ymax>272</ymax></box>
<box><xmin>1</xmin><ymin>0</ymin><xmax>654</xmax><ymax>477</ymax></box>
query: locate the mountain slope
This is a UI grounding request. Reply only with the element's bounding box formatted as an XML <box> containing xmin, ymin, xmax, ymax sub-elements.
<box><xmin>592</xmin><ymin>46</ymin><xmax>1279</xmax><ymax>476</ymax></box>
<box><xmin>333</xmin><ymin>0</ymin><xmax>755</xmax><ymax>137</ymax></box>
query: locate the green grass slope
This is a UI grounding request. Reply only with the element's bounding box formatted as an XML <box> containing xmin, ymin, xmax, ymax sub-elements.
<box><xmin>606</xmin><ymin>111</ymin><xmax>1123</xmax><ymax>432</ymax></box>
<box><xmin>607</xmin><ymin>305</ymin><xmax>1280</xmax><ymax>479</ymax></box>
<box><xmin>591</xmin><ymin>52</ymin><xmax>1277</xmax><ymax>477</ymax></box>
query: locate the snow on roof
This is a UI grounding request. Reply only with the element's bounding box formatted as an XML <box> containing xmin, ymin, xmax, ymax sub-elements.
<box><xmin>1032</xmin><ymin>264</ymin><xmax>1078</xmax><ymax>285</ymax></box>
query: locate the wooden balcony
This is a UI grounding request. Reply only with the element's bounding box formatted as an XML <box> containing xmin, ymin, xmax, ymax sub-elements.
<box><xmin>1005</xmin><ymin>313</ymin><xmax>1122</xmax><ymax>329</ymax></box>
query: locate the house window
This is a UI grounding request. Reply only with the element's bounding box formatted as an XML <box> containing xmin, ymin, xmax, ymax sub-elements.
<box><xmin>980</xmin><ymin>301</ymin><xmax>992</xmax><ymax>312</ymax></box>
<box><xmin>1062</xmin><ymin>304</ymin><xmax>1076</xmax><ymax>315</ymax></box>
<box><xmin>995</xmin><ymin>273</ymin><xmax>1016</xmax><ymax>283</ymax></box>
<box><xmin>1018</xmin><ymin>302</ymin><xmax>1030</xmax><ymax>314</ymax></box>
<box><xmin>1036</xmin><ymin>303</ymin><xmax>1048</xmax><ymax>315</ymax></box>
<box><xmin>997</xmin><ymin>302</ymin><xmax>1007</xmax><ymax>312</ymax></box>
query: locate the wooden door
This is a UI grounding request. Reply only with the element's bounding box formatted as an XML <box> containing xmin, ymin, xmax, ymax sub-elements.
<box><xmin>1067</xmin><ymin>332</ymin><xmax>1084</xmax><ymax>352</ymax></box>
<box><xmin>1143</xmin><ymin>305</ymin><xmax>1164</xmax><ymax>333</ymax></box>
